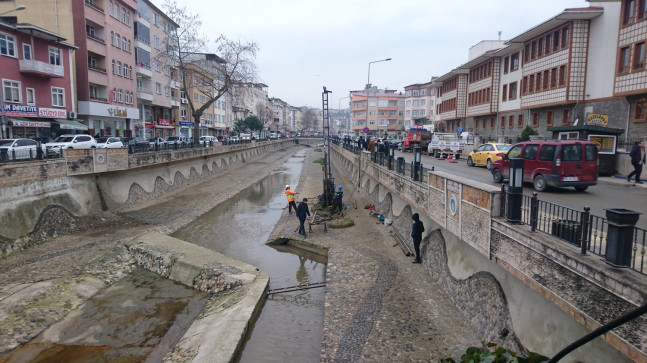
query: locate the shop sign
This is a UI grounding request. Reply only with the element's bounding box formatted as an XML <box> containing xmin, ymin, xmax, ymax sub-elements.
<box><xmin>108</xmin><ymin>107</ymin><xmax>128</xmax><ymax>117</ymax></box>
<box><xmin>158</xmin><ymin>118</ymin><xmax>170</xmax><ymax>126</ymax></box>
<box><xmin>38</xmin><ymin>107</ymin><xmax>67</xmax><ymax>118</ymax></box>
<box><xmin>2</xmin><ymin>104</ymin><xmax>38</xmax><ymax>117</ymax></box>
<box><xmin>10</xmin><ymin>119</ymin><xmax>51</xmax><ymax>128</ymax></box>
<box><xmin>586</xmin><ymin>113</ymin><xmax>609</xmax><ymax>126</ymax></box>
<box><xmin>588</xmin><ymin>134</ymin><xmax>616</xmax><ymax>154</ymax></box>
<box><xmin>179</xmin><ymin>121</ymin><xmax>194</xmax><ymax>127</ymax></box>
<box><xmin>145</xmin><ymin>122</ymin><xmax>154</xmax><ymax>128</ymax></box>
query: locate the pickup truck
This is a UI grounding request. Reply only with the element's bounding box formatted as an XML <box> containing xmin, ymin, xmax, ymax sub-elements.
<box><xmin>427</xmin><ymin>133</ymin><xmax>464</xmax><ymax>159</ymax></box>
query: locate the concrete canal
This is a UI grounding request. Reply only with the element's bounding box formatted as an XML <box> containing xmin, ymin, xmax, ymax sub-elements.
<box><xmin>171</xmin><ymin>149</ymin><xmax>327</xmax><ymax>362</ymax></box>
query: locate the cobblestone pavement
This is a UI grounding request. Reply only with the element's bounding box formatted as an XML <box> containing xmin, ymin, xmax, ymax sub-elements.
<box><xmin>269</xmin><ymin>147</ymin><xmax>480</xmax><ymax>362</ymax></box>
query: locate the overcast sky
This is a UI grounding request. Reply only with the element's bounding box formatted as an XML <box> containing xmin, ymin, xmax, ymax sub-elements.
<box><xmin>151</xmin><ymin>0</ymin><xmax>590</xmax><ymax>109</ymax></box>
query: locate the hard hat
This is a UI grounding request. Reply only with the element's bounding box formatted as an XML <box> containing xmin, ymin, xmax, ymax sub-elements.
<box><xmin>338</xmin><ymin>185</ymin><xmax>342</xmax><ymax>190</ymax></box>
<box><xmin>285</xmin><ymin>185</ymin><xmax>290</xmax><ymax>189</ymax></box>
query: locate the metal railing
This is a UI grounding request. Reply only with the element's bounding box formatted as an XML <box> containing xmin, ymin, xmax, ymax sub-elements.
<box><xmin>88</xmin><ymin>64</ymin><xmax>107</xmax><ymax>73</ymax></box>
<box><xmin>503</xmin><ymin>190</ymin><xmax>646</xmax><ymax>275</ymax></box>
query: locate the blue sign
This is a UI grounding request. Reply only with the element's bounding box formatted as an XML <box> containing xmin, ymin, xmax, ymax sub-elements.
<box><xmin>363</xmin><ymin>127</ymin><xmax>369</xmax><ymax>134</ymax></box>
<box><xmin>457</xmin><ymin>127</ymin><xmax>464</xmax><ymax>132</ymax></box>
<box><xmin>179</xmin><ymin>121</ymin><xmax>194</xmax><ymax>127</ymax></box>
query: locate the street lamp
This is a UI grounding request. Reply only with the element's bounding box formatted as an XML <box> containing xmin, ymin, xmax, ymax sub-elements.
<box><xmin>506</xmin><ymin>158</ymin><xmax>524</xmax><ymax>223</ymax></box>
<box><xmin>0</xmin><ymin>5</ymin><xmax>26</xmax><ymax>139</ymax></box>
<box><xmin>366</xmin><ymin>57</ymin><xmax>391</xmax><ymax>137</ymax></box>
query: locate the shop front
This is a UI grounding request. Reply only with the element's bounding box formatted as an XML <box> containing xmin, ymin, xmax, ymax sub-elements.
<box><xmin>78</xmin><ymin>101</ymin><xmax>139</xmax><ymax>139</ymax></box>
<box><xmin>155</xmin><ymin>118</ymin><xmax>174</xmax><ymax>139</ymax></box>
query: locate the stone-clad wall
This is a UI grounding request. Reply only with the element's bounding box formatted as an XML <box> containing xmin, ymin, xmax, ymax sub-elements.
<box><xmin>331</xmin><ymin>144</ymin><xmax>647</xmax><ymax>362</ymax></box>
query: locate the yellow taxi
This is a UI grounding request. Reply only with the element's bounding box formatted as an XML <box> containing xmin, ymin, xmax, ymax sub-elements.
<box><xmin>466</xmin><ymin>142</ymin><xmax>512</xmax><ymax>169</ymax></box>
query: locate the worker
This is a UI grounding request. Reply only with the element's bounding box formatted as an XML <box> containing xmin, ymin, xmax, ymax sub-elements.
<box><xmin>285</xmin><ymin>185</ymin><xmax>298</xmax><ymax>214</ymax></box>
<box><xmin>331</xmin><ymin>185</ymin><xmax>344</xmax><ymax>215</ymax></box>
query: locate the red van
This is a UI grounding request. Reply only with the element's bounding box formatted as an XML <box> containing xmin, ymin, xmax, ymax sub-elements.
<box><xmin>490</xmin><ymin>140</ymin><xmax>598</xmax><ymax>192</ymax></box>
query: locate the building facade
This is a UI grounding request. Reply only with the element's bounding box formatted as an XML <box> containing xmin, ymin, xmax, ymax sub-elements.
<box><xmin>351</xmin><ymin>86</ymin><xmax>405</xmax><ymax>136</ymax></box>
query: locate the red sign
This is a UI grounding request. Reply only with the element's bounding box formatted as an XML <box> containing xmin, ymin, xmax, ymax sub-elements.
<box><xmin>145</xmin><ymin>122</ymin><xmax>154</xmax><ymax>128</ymax></box>
<box><xmin>157</xmin><ymin>118</ymin><xmax>170</xmax><ymax>126</ymax></box>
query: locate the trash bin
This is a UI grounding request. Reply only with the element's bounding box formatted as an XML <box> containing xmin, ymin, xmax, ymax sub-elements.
<box><xmin>604</xmin><ymin>208</ymin><xmax>641</xmax><ymax>268</ymax></box>
<box><xmin>551</xmin><ymin>219</ymin><xmax>581</xmax><ymax>246</ymax></box>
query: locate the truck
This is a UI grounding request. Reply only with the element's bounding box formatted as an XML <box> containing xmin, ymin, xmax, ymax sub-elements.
<box><xmin>427</xmin><ymin>133</ymin><xmax>465</xmax><ymax>159</ymax></box>
<box><xmin>402</xmin><ymin>125</ymin><xmax>434</xmax><ymax>152</ymax></box>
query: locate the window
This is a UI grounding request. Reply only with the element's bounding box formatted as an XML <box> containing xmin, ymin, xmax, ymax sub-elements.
<box><xmin>153</xmin><ymin>13</ymin><xmax>159</xmax><ymax>26</ymax></box>
<box><xmin>22</xmin><ymin>43</ymin><xmax>32</xmax><ymax>60</ymax></box>
<box><xmin>561</xmin><ymin>26</ymin><xmax>569</xmax><ymax>49</ymax></box>
<box><xmin>619</xmin><ymin>47</ymin><xmax>630</xmax><ymax>73</ymax></box>
<box><xmin>543</xmin><ymin>70</ymin><xmax>549</xmax><ymax>89</ymax></box>
<box><xmin>524</xmin><ymin>44</ymin><xmax>530</xmax><ymax>62</ymax></box>
<box><xmin>156</xmin><ymin>83</ymin><xmax>162</xmax><ymax>94</ymax></box>
<box><xmin>504</xmin><ymin>56</ymin><xmax>509</xmax><ymax>74</ymax></box>
<box><xmin>518</xmin><ymin>114</ymin><xmax>523</xmax><ymax>127</ymax></box>
<box><xmin>154</xmin><ymin>61</ymin><xmax>160</xmax><ymax>71</ymax></box>
<box><xmin>86</xmin><ymin>24</ymin><xmax>95</xmax><ymax>37</ymax></box>
<box><xmin>113</xmin><ymin>88</ymin><xmax>117</xmax><ymax>101</ymax></box>
<box><xmin>532</xmin><ymin>112</ymin><xmax>539</xmax><ymax>127</ymax></box>
<box><xmin>546</xmin><ymin>35</ymin><xmax>552</xmax><ymax>54</ymax></box>
<box><xmin>536</xmin><ymin>72</ymin><xmax>542</xmax><ymax>91</ymax></box>
<box><xmin>640</xmin><ymin>0</ymin><xmax>647</xmax><ymax>19</ymax></box>
<box><xmin>128</xmin><ymin>40</ymin><xmax>131</xmax><ymax>53</ymax></box>
<box><xmin>624</xmin><ymin>0</ymin><xmax>636</xmax><ymax>25</ymax></box>
<box><xmin>117</xmin><ymin>89</ymin><xmax>123</xmax><ymax>102</ymax></box>
<box><xmin>531</xmin><ymin>41</ymin><xmax>537</xmax><ymax>59</ymax></box>
<box><xmin>181</xmin><ymin>107</ymin><xmax>187</xmax><ymax>118</ymax></box>
<box><xmin>26</xmin><ymin>88</ymin><xmax>35</xmax><ymax>105</ymax></box>
<box><xmin>551</xmin><ymin>68</ymin><xmax>557</xmax><ymax>88</ymax></box>
<box><xmin>553</xmin><ymin>30</ymin><xmax>560</xmax><ymax>51</ymax></box>
<box><xmin>511</xmin><ymin>52</ymin><xmax>519</xmax><ymax>71</ymax></box>
<box><xmin>121</xmin><ymin>8</ymin><xmax>127</xmax><ymax>23</ymax></box>
<box><xmin>164</xmin><ymin>86</ymin><xmax>170</xmax><ymax>96</ymax></box>
<box><xmin>3</xmin><ymin>80</ymin><xmax>20</xmax><ymax>102</ymax></box>
<box><xmin>48</xmin><ymin>47</ymin><xmax>60</xmax><ymax>65</ymax></box>
<box><xmin>635</xmin><ymin>99</ymin><xmax>647</xmax><ymax>122</ymax></box>
<box><xmin>51</xmin><ymin>87</ymin><xmax>65</xmax><ymax>107</ymax></box>
<box><xmin>501</xmin><ymin>116</ymin><xmax>506</xmax><ymax>129</ymax></box>
<box><xmin>547</xmin><ymin>111</ymin><xmax>554</xmax><ymax>126</ymax></box>
<box><xmin>539</xmin><ymin>145</ymin><xmax>556</xmax><ymax>161</ymax></box>
<box><xmin>562</xmin><ymin>109</ymin><xmax>571</xmax><ymax>125</ymax></box>
<box><xmin>508</xmin><ymin>115</ymin><xmax>514</xmax><ymax>128</ymax></box>
<box><xmin>89</xmin><ymin>84</ymin><xmax>98</xmax><ymax>100</ymax></box>
<box><xmin>110</xmin><ymin>31</ymin><xmax>114</xmax><ymax>46</ymax></box>
<box><xmin>413</xmin><ymin>90</ymin><xmax>419</xmax><ymax>96</ymax></box>
<box><xmin>523</xmin><ymin>145</ymin><xmax>539</xmax><ymax>160</ymax></box>
<box><xmin>421</xmin><ymin>89</ymin><xmax>426</xmax><ymax>95</ymax></box>
<box><xmin>559</xmin><ymin>65</ymin><xmax>567</xmax><ymax>86</ymax></box>
<box><xmin>122</xmin><ymin>37</ymin><xmax>127</xmax><ymax>50</ymax></box>
<box><xmin>111</xmin><ymin>59</ymin><xmax>115</xmax><ymax>74</ymax></box>
<box><xmin>634</xmin><ymin>42</ymin><xmax>645</xmax><ymax>70</ymax></box>
<box><xmin>562</xmin><ymin>144</ymin><xmax>582</xmax><ymax>161</ymax></box>
<box><xmin>154</xmin><ymin>36</ymin><xmax>159</xmax><ymax>49</ymax></box>
<box><xmin>502</xmin><ymin>84</ymin><xmax>508</xmax><ymax>101</ymax></box>
<box><xmin>508</xmin><ymin>145</ymin><xmax>523</xmax><ymax>159</ymax></box>
<box><xmin>0</xmin><ymin>33</ymin><xmax>16</xmax><ymax>56</ymax></box>
<box><xmin>538</xmin><ymin>38</ymin><xmax>544</xmax><ymax>57</ymax></box>
<box><xmin>490</xmin><ymin>117</ymin><xmax>495</xmax><ymax>129</ymax></box>
<box><xmin>194</xmin><ymin>92</ymin><xmax>198</xmax><ymax>101</ymax></box>
<box><xmin>509</xmin><ymin>82</ymin><xmax>517</xmax><ymax>100</ymax></box>
<box><xmin>115</xmin><ymin>34</ymin><xmax>120</xmax><ymax>48</ymax></box>
<box><xmin>116</xmin><ymin>61</ymin><xmax>122</xmax><ymax>76</ymax></box>
<box><xmin>529</xmin><ymin>75</ymin><xmax>535</xmax><ymax>93</ymax></box>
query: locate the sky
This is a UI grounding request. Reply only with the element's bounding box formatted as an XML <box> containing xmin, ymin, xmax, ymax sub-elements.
<box><xmin>151</xmin><ymin>0</ymin><xmax>591</xmax><ymax>109</ymax></box>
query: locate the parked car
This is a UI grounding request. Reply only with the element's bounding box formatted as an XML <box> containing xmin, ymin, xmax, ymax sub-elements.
<box><xmin>216</xmin><ymin>135</ymin><xmax>228</xmax><ymax>142</ymax></box>
<box><xmin>43</xmin><ymin>134</ymin><xmax>97</xmax><ymax>156</ymax></box>
<box><xmin>490</xmin><ymin>140</ymin><xmax>598</xmax><ymax>192</ymax></box>
<box><xmin>229</xmin><ymin>136</ymin><xmax>240</xmax><ymax>142</ymax></box>
<box><xmin>0</xmin><ymin>138</ymin><xmax>38</xmax><ymax>160</ymax></box>
<box><xmin>121</xmin><ymin>137</ymin><xmax>149</xmax><ymax>148</ymax></box>
<box><xmin>166</xmin><ymin>135</ymin><xmax>190</xmax><ymax>146</ymax></box>
<box><xmin>96</xmin><ymin>137</ymin><xmax>124</xmax><ymax>149</ymax></box>
<box><xmin>199</xmin><ymin>136</ymin><xmax>217</xmax><ymax>146</ymax></box>
<box><xmin>466</xmin><ymin>142</ymin><xmax>512</xmax><ymax>169</ymax></box>
<box><xmin>148</xmin><ymin>137</ymin><xmax>167</xmax><ymax>148</ymax></box>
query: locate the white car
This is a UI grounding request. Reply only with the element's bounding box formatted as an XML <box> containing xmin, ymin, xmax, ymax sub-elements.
<box><xmin>96</xmin><ymin>137</ymin><xmax>124</xmax><ymax>149</ymax></box>
<box><xmin>0</xmin><ymin>138</ymin><xmax>39</xmax><ymax>160</ymax></box>
<box><xmin>199</xmin><ymin>136</ymin><xmax>217</xmax><ymax>146</ymax></box>
<box><xmin>166</xmin><ymin>135</ymin><xmax>189</xmax><ymax>146</ymax></box>
<box><xmin>43</xmin><ymin>134</ymin><xmax>97</xmax><ymax>156</ymax></box>
<box><xmin>148</xmin><ymin>137</ymin><xmax>167</xmax><ymax>148</ymax></box>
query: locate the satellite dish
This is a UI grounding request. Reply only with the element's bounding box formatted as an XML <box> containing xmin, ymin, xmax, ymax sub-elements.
<box><xmin>573</xmin><ymin>118</ymin><xmax>579</xmax><ymax>126</ymax></box>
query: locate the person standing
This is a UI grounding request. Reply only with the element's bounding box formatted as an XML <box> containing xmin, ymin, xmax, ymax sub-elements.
<box><xmin>296</xmin><ymin>198</ymin><xmax>311</xmax><ymax>237</ymax></box>
<box><xmin>627</xmin><ymin>141</ymin><xmax>646</xmax><ymax>184</ymax></box>
<box><xmin>411</xmin><ymin>213</ymin><xmax>425</xmax><ymax>263</ymax></box>
<box><xmin>285</xmin><ymin>185</ymin><xmax>298</xmax><ymax>213</ymax></box>
<box><xmin>331</xmin><ymin>185</ymin><xmax>344</xmax><ymax>214</ymax></box>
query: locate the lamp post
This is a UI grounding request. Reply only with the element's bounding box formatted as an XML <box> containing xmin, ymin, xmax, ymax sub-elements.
<box><xmin>0</xmin><ymin>5</ymin><xmax>26</xmax><ymax>139</ymax></box>
<box><xmin>413</xmin><ymin>146</ymin><xmax>422</xmax><ymax>181</ymax></box>
<box><xmin>506</xmin><ymin>158</ymin><xmax>524</xmax><ymax>223</ymax></box>
<box><xmin>366</xmin><ymin>57</ymin><xmax>391</xmax><ymax>136</ymax></box>
<box><xmin>388</xmin><ymin>144</ymin><xmax>394</xmax><ymax>170</ymax></box>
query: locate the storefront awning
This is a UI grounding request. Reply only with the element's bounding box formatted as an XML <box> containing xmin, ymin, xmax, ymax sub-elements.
<box><xmin>8</xmin><ymin>118</ymin><xmax>51</xmax><ymax>128</ymax></box>
<box><xmin>55</xmin><ymin>119</ymin><xmax>88</xmax><ymax>131</ymax></box>
<box><xmin>155</xmin><ymin>125</ymin><xmax>175</xmax><ymax>129</ymax></box>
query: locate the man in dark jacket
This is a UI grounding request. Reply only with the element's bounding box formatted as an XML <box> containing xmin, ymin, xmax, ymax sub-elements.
<box><xmin>627</xmin><ymin>141</ymin><xmax>645</xmax><ymax>184</ymax></box>
<box><xmin>331</xmin><ymin>185</ymin><xmax>344</xmax><ymax>214</ymax></box>
<box><xmin>411</xmin><ymin>213</ymin><xmax>425</xmax><ymax>263</ymax></box>
<box><xmin>296</xmin><ymin>198</ymin><xmax>311</xmax><ymax>237</ymax></box>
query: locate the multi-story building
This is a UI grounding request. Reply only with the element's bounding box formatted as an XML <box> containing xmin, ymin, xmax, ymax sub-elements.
<box><xmin>135</xmin><ymin>0</ymin><xmax>179</xmax><ymax>140</ymax></box>
<box><xmin>404</xmin><ymin>79</ymin><xmax>436</xmax><ymax>130</ymax></box>
<box><xmin>269</xmin><ymin>97</ymin><xmax>287</xmax><ymax>133</ymax></box>
<box><xmin>0</xmin><ymin>20</ymin><xmax>77</xmax><ymax>140</ymax></box>
<box><xmin>74</xmin><ymin>0</ymin><xmax>139</xmax><ymax>137</ymax></box>
<box><xmin>435</xmin><ymin>70</ymin><xmax>469</xmax><ymax>133</ymax></box>
<box><xmin>350</xmin><ymin>85</ymin><xmax>405</xmax><ymax>136</ymax></box>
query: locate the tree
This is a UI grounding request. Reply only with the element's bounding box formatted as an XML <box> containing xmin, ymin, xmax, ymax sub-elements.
<box><xmin>233</xmin><ymin>116</ymin><xmax>263</xmax><ymax>135</ymax></box>
<box><xmin>162</xmin><ymin>0</ymin><xmax>258</xmax><ymax>142</ymax></box>
<box><xmin>301</xmin><ymin>108</ymin><xmax>318</xmax><ymax>134</ymax></box>
<box><xmin>521</xmin><ymin>125</ymin><xmax>538</xmax><ymax>141</ymax></box>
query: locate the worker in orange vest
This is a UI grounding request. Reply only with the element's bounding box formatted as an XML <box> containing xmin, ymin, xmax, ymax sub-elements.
<box><xmin>285</xmin><ymin>185</ymin><xmax>298</xmax><ymax>214</ymax></box>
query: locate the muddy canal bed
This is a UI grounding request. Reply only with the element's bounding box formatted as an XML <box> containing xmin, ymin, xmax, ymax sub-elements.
<box><xmin>172</xmin><ymin>151</ymin><xmax>327</xmax><ymax>362</ymax></box>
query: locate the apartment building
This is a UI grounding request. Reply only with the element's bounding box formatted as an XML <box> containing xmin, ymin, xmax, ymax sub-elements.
<box><xmin>135</xmin><ymin>0</ymin><xmax>179</xmax><ymax>140</ymax></box>
<box><xmin>231</xmin><ymin>82</ymin><xmax>268</xmax><ymax>132</ymax></box>
<box><xmin>0</xmin><ymin>21</ymin><xmax>77</xmax><ymax>140</ymax></box>
<box><xmin>435</xmin><ymin>70</ymin><xmax>468</xmax><ymax>133</ymax></box>
<box><xmin>350</xmin><ymin>86</ymin><xmax>405</xmax><ymax>135</ymax></box>
<box><xmin>270</xmin><ymin>97</ymin><xmax>287</xmax><ymax>133</ymax></box>
<box><xmin>403</xmin><ymin>80</ymin><xmax>436</xmax><ymax>130</ymax></box>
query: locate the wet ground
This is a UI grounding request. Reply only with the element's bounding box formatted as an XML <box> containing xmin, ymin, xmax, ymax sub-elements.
<box><xmin>172</xmin><ymin>150</ymin><xmax>327</xmax><ymax>362</ymax></box>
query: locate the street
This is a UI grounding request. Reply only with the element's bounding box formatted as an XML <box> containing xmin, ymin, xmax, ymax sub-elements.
<box><xmin>390</xmin><ymin>148</ymin><xmax>647</xmax><ymax>229</ymax></box>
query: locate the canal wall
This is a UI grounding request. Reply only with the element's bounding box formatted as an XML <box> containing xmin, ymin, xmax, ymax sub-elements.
<box><xmin>0</xmin><ymin>140</ymin><xmax>295</xmax><ymax>255</ymax></box>
<box><xmin>330</xmin><ymin>145</ymin><xmax>647</xmax><ymax>362</ymax></box>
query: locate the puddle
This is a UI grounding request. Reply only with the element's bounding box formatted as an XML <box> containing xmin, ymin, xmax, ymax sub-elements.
<box><xmin>2</xmin><ymin>268</ymin><xmax>208</xmax><ymax>363</ymax></box>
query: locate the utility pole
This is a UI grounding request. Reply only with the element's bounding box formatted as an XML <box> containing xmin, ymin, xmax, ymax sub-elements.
<box><xmin>321</xmin><ymin>87</ymin><xmax>334</xmax><ymax>207</ymax></box>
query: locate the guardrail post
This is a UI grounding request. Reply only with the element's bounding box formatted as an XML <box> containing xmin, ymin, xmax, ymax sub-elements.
<box><xmin>580</xmin><ymin>206</ymin><xmax>590</xmax><ymax>255</ymax></box>
<box><xmin>0</xmin><ymin>148</ymin><xmax>7</xmax><ymax>163</ymax></box>
<box><xmin>530</xmin><ymin>192</ymin><xmax>539</xmax><ymax>232</ymax></box>
<box><xmin>500</xmin><ymin>184</ymin><xmax>506</xmax><ymax>217</ymax></box>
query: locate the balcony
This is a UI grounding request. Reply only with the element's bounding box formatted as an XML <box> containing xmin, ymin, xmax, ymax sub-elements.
<box><xmin>170</xmin><ymin>80</ymin><xmax>180</xmax><ymax>89</ymax></box>
<box><xmin>171</xmin><ymin>97</ymin><xmax>180</xmax><ymax>107</ymax></box>
<box><xmin>135</xmin><ymin>62</ymin><xmax>152</xmax><ymax>77</ymax></box>
<box><xmin>19</xmin><ymin>59</ymin><xmax>64</xmax><ymax>78</ymax></box>
<box><xmin>137</xmin><ymin>87</ymin><xmax>153</xmax><ymax>102</ymax></box>
<box><xmin>88</xmin><ymin>64</ymin><xmax>106</xmax><ymax>73</ymax></box>
<box><xmin>84</xmin><ymin>0</ymin><xmax>104</xmax><ymax>13</ymax></box>
<box><xmin>90</xmin><ymin>95</ymin><xmax>108</xmax><ymax>103</ymax></box>
<box><xmin>86</xmin><ymin>32</ymin><xmax>105</xmax><ymax>44</ymax></box>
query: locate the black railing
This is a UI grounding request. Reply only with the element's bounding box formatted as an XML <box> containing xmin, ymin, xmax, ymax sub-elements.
<box><xmin>617</xmin><ymin>137</ymin><xmax>646</xmax><ymax>151</ymax></box>
<box><xmin>502</xmin><ymin>192</ymin><xmax>646</xmax><ymax>275</ymax></box>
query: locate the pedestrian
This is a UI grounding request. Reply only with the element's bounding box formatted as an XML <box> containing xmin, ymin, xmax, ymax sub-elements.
<box><xmin>411</xmin><ymin>213</ymin><xmax>425</xmax><ymax>263</ymax></box>
<box><xmin>331</xmin><ymin>185</ymin><xmax>344</xmax><ymax>214</ymax></box>
<box><xmin>627</xmin><ymin>141</ymin><xmax>645</xmax><ymax>184</ymax></box>
<box><xmin>285</xmin><ymin>185</ymin><xmax>298</xmax><ymax>213</ymax></box>
<box><xmin>296</xmin><ymin>198</ymin><xmax>311</xmax><ymax>237</ymax></box>
<box><xmin>378</xmin><ymin>140</ymin><xmax>386</xmax><ymax>153</ymax></box>
<box><xmin>368</xmin><ymin>138</ymin><xmax>375</xmax><ymax>152</ymax></box>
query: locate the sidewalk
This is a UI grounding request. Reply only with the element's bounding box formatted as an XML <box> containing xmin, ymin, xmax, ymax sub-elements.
<box><xmin>600</xmin><ymin>175</ymin><xmax>647</xmax><ymax>188</ymax></box>
<box><xmin>268</xmin><ymin>147</ymin><xmax>479</xmax><ymax>361</ymax></box>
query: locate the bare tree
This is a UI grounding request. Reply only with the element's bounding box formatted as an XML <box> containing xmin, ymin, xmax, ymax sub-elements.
<box><xmin>301</xmin><ymin>108</ymin><xmax>318</xmax><ymax>134</ymax></box>
<box><xmin>162</xmin><ymin>0</ymin><xmax>258</xmax><ymax>141</ymax></box>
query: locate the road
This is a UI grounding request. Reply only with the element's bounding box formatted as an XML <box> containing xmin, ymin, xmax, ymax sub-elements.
<box><xmin>388</xmin><ymin>148</ymin><xmax>647</xmax><ymax>230</ymax></box>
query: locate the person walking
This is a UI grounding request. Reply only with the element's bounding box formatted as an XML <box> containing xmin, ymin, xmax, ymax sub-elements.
<box><xmin>411</xmin><ymin>213</ymin><xmax>425</xmax><ymax>263</ymax></box>
<box><xmin>627</xmin><ymin>141</ymin><xmax>646</xmax><ymax>184</ymax></box>
<box><xmin>331</xmin><ymin>185</ymin><xmax>344</xmax><ymax>214</ymax></box>
<box><xmin>285</xmin><ymin>185</ymin><xmax>298</xmax><ymax>213</ymax></box>
<box><xmin>296</xmin><ymin>198</ymin><xmax>311</xmax><ymax>237</ymax></box>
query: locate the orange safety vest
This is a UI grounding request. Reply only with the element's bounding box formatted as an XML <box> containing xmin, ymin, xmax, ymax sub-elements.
<box><xmin>285</xmin><ymin>189</ymin><xmax>296</xmax><ymax>202</ymax></box>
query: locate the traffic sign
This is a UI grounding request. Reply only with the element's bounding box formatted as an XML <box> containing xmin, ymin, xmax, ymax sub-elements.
<box><xmin>450</xmin><ymin>141</ymin><xmax>460</xmax><ymax>152</ymax></box>
<box><xmin>363</xmin><ymin>127</ymin><xmax>369</xmax><ymax>134</ymax></box>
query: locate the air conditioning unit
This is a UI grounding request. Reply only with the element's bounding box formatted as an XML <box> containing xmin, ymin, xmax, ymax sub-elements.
<box><xmin>181</xmin><ymin>98</ymin><xmax>188</xmax><ymax>104</ymax></box>
<box><xmin>69</xmin><ymin>111</ymin><xmax>77</xmax><ymax>119</ymax></box>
